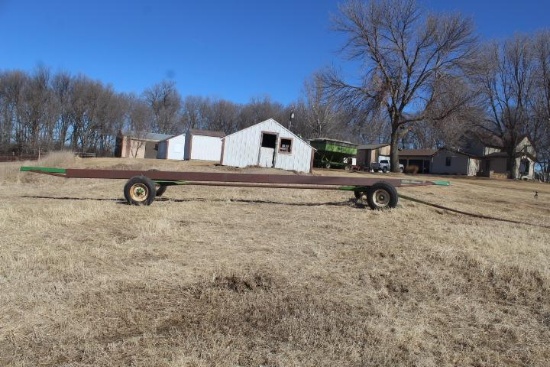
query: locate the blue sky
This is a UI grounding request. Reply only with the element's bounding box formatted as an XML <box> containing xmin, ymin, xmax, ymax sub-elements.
<box><xmin>0</xmin><ymin>0</ymin><xmax>548</xmax><ymax>105</ymax></box>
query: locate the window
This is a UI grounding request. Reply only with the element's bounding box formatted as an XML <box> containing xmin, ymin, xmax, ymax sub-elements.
<box><xmin>445</xmin><ymin>157</ymin><xmax>452</xmax><ymax>166</ymax></box>
<box><xmin>279</xmin><ymin>138</ymin><xmax>292</xmax><ymax>153</ymax></box>
<box><xmin>261</xmin><ymin>133</ymin><xmax>277</xmax><ymax>148</ymax></box>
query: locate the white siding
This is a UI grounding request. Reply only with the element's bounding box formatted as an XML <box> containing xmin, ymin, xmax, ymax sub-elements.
<box><xmin>189</xmin><ymin>135</ymin><xmax>222</xmax><ymax>162</ymax></box>
<box><xmin>222</xmin><ymin>119</ymin><xmax>313</xmax><ymax>173</ymax></box>
<box><xmin>165</xmin><ymin>134</ymin><xmax>186</xmax><ymax>160</ymax></box>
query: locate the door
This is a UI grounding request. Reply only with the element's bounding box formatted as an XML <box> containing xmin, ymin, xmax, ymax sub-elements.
<box><xmin>258</xmin><ymin>132</ymin><xmax>277</xmax><ymax>168</ymax></box>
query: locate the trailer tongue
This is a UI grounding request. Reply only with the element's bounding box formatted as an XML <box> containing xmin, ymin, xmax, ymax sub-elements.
<box><xmin>19</xmin><ymin>166</ymin><xmax>449</xmax><ymax>209</ymax></box>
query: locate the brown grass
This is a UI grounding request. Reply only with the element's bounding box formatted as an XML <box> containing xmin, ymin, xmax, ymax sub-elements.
<box><xmin>1</xmin><ymin>157</ymin><xmax>549</xmax><ymax>366</ymax></box>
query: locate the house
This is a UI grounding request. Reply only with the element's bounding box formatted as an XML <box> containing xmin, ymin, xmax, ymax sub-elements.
<box><xmin>398</xmin><ymin>149</ymin><xmax>438</xmax><ymax>173</ymax></box>
<box><xmin>437</xmin><ymin>133</ymin><xmax>537</xmax><ymax>178</ymax></box>
<box><xmin>115</xmin><ymin>131</ymin><xmax>174</xmax><ymax>159</ymax></box>
<box><xmin>221</xmin><ymin>118</ymin><xmax>315</xmax><ymax>173</ymax></box>
<box><xmin>157</xmin><ymin>129</ymin><xmax>224</xmax><ymax>162</ymax></box>
<box><xmin>432</xmin><ymin>148</ymin><xmax>481</xmax><ymax>176</ymax></box>
<box><xmin>480</xmin><ymin>136</ymin><xmax>536</xmax><ymax>179</ymax></box>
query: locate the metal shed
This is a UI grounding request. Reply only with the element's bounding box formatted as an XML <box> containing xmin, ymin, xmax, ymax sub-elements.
<box><xmin>184</xmin><ymin>129</ymin><xmax>225</xmax><ymax>162</ymax></box>
<box><xmin>157</xmin><ymin>134</ymin><xmax>186</xmax><ymax>160</ymax></box>
<box><xmin>116</xmin><ymin>131</ymin><xmax>174</xmax><ymax>159</ymax></box>
<box><xmin>221</xmin><ymin>118</ymin><xmax>314</xmax><ymax>173</ymax></box>
<box><xmin>157</xmin><ymin>129</ymin><xmax>224</xmax><ymax>162</ymax></box>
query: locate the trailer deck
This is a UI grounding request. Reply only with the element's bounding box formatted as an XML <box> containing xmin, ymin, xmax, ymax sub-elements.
<box><xmin>20</xmin><ymin>166</ymin><xmax>450</xmax><ymax>209</ymax></box>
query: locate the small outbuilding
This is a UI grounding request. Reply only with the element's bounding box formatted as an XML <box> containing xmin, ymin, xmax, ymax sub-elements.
<box><xmin>116</xmin><ymin>131</ymin><xmax>174</xmax><ymax>159</ymax></box>
<box><xmin>157</xmin><ymin>129</ymin><xmax>224</xmax><ymax>162</ymax></box>
<box><xmin>221</xmin><ymin>118</ymin><xmax>315</xmax><ymax>173</ymax></box>
<box><xmin>157</xmin><ymin>134</ymin><xmax>186</xmax><ymax>160</ymax></box>
<box><xmin>185</xmin><ymin>129</ymin><xmax>225</xmax><ymax>161</ymax></box>
<box><xmin>356</xmin><ymin>143</ymin><xmax>391</xmax><ymax>168</ymax></box>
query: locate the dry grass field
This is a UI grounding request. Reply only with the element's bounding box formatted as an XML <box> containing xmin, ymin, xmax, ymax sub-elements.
<box><xmin>1</xmin><ymin>152</ymin><xmax>549</xmax><ymax>366</ymax></box>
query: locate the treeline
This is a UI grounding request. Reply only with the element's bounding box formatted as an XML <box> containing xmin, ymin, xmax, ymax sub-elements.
<box><xmin>0</xmin><ymin>68</ymin><xmax>367</xmax><ymax>157</ymax></box>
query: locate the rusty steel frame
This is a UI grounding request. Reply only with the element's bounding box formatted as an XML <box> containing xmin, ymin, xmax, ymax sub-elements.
<box><xmin>20</xmin><ymin>166</ymin><xmax>447</xmax><ymax>190</ymax></box>
<box><xmin>60</xmin><ymin>168</ymin><xmax>425</xmax><ymax>189</ymax></box>
<box><xmin>20</xmin><ymin>166</ymin><xmax>451</xmax><ymax>208</ymax></box>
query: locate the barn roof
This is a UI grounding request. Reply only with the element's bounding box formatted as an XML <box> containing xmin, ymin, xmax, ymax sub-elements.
<box><xmin>223</xmin><ymin>118</ymin><xmax>313</xmax><ymax>148</ymax></box>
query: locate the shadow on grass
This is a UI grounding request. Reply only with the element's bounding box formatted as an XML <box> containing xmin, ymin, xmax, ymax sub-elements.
<box><xmin>21</xmin><ymin>195</ymin><xmax>369</xmax><ymax>209</ymax></box>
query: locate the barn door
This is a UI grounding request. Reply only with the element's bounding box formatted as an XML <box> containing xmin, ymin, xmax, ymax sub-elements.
<box><xmin>258</xmin><ymin>132</ymin><xmax>277</xmax><ymax>168</ymax></box>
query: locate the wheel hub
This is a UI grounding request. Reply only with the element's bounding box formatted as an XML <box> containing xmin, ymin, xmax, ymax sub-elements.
<box><xmin>373</xmin><ymin>189</ymin><xmax>390</xmax><ymax>206</ymax></box>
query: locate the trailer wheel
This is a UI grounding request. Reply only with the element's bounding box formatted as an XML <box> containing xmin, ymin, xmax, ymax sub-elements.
<box><xmin>366</xmin><ymin>182</ymin><xmax>398</xmax><ymax>210</ymax></box>
<box><xmin>155</xmin><ymin>184</ymin><xmax>167</xmax><ymax>197</ymax></box>
<box><xmin>124</xmin><ymin>176</ymin><xmax>156</xmax><ymax>205</ymax></box>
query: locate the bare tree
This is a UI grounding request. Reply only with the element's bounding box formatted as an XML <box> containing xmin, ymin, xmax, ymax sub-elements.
<box><xmin>0</xmin><ymin>70</ymin><xmax>27</xmax><ymax>154</ymax></box>
<box><xmin>238</xmin><ymin>96</ymin><xmax>286</xmax><ymax>131</ymax></box>
<box><xmin>20</xmin><ymin>66</ymin><xmax>56</xmax><ymax>155</ymax></box>
<box><xmin>93</xmin><ymin>87</ymin><xmax>127</xmax><ymax>155</ymax></box>
<box><xmin>126</xmin><ymin>94</ymin><xmax>154</xmax><ymax>158</ymax></box>
<box><xmin>296</xmin><ymin>73</ymin><xmax>348</xmax><ymax>139</ymax></box>
<box><xmin>181</xmin><ymin>95</ymin><xmax>211</xmax><ymax>131</ymax></box>
<box><xmin>476</xmin><ymin>36</ymin><xmax>536</xmax><ymax>178</ymax></box>
<box><xmin>323</xmin><ymin>0</ymin><xmax>478</xmax><ymax>171</ymax></box>
<box><xmin>532</xmin><ymin>31</ymin><xmax>550</xmax><ymax>181</ymax></box>
<box><xmin>143</xmin><ymin>80</ymin><xmax>182</xmax><ymax>134</ymax></box>
<box><xmin>202</xmin><ymin>99</ymin><xmax>240</xmax><ymax>133</ymax></box>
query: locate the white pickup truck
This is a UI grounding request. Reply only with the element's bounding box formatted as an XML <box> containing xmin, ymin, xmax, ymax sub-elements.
<box><xmin>370</xmin><ymin>159</ymin><xmax>404</xmax><ymax>173</ymax></box>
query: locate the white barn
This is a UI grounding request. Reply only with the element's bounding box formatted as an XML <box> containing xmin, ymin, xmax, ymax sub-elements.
<box><xmin>157</xmin><ymin>129</ymin><xmax>224</xmax><ymax>162</ymax></box>
<box><xmin>221</xmin><ymin>118</ymin><xmax>314</xmax><ymax>173</ymax></box>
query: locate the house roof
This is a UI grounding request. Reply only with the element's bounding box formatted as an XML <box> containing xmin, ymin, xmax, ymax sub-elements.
<box><xmin>484</xmin><ymin>152</ymin><xmax>508</xmax><ymax>158</ymax></box>
<box><xmin>398</xmin><ymin>149</ymin><xmax>438</xmax><ymax>157</ymax></box>
<box><xmin>223</xmin><ymin>118</ymin><xmax>313</xmax><ymax>148</ymax></box>
<box><xmin>188</xmin><ymin>129</ymin><xmax>225</xmax><ymax>138</ymax></box>
<box><xmin>438</xmin><ymin>147</ymin><xmax>481</xmax><ymax>159</ymax></box>
<box><xmin>357</xmin><ymin>143</ymin><xmax>390</xmax><ymax>150</ymax></box>
<box><xmin>483</xmin><ymin>150</ymin><xmax>537</xmax><ymax>161</ymax></box>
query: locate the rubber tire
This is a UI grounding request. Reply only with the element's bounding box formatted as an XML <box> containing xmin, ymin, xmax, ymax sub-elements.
<box><xmin>156</xmin><ymin>184</ymin><xmax>167</xmax><ymax>197</ymax></box>
<box><xmin>124</xmin><ymin>176</ymin><xmax>156</xmax><ymax>206</ymax></box>
<box><xmin>382</xmin><ymin>167</ymin><xmax>388</xmax><ymax>173</ymax></box>
<box><xmin>366</xmin><ymin>182</ymin><xmax>398</xmax><ymax>210</ymax></box>
<box><xmin>325</xmin><ymin>163</ymin><xmax>331</xmax><ymax>169</ymax></box>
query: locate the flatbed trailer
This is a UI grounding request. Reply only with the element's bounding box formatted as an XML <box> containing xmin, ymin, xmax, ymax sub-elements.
<box><xmin>19</xmin><ymin>166</ymin><xmax>449</xmax><ymax>210</ymax></box>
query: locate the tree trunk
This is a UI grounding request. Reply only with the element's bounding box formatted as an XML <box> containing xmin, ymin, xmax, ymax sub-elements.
<box><xmin>506</xmin><ymin>148</ymin><xmax>518</xmax><ymax>179</ymax></box>
<box><xmin>390</xmin><ymin>125</ymin><xmax>400</xmax><ymax>173</ymax></box>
